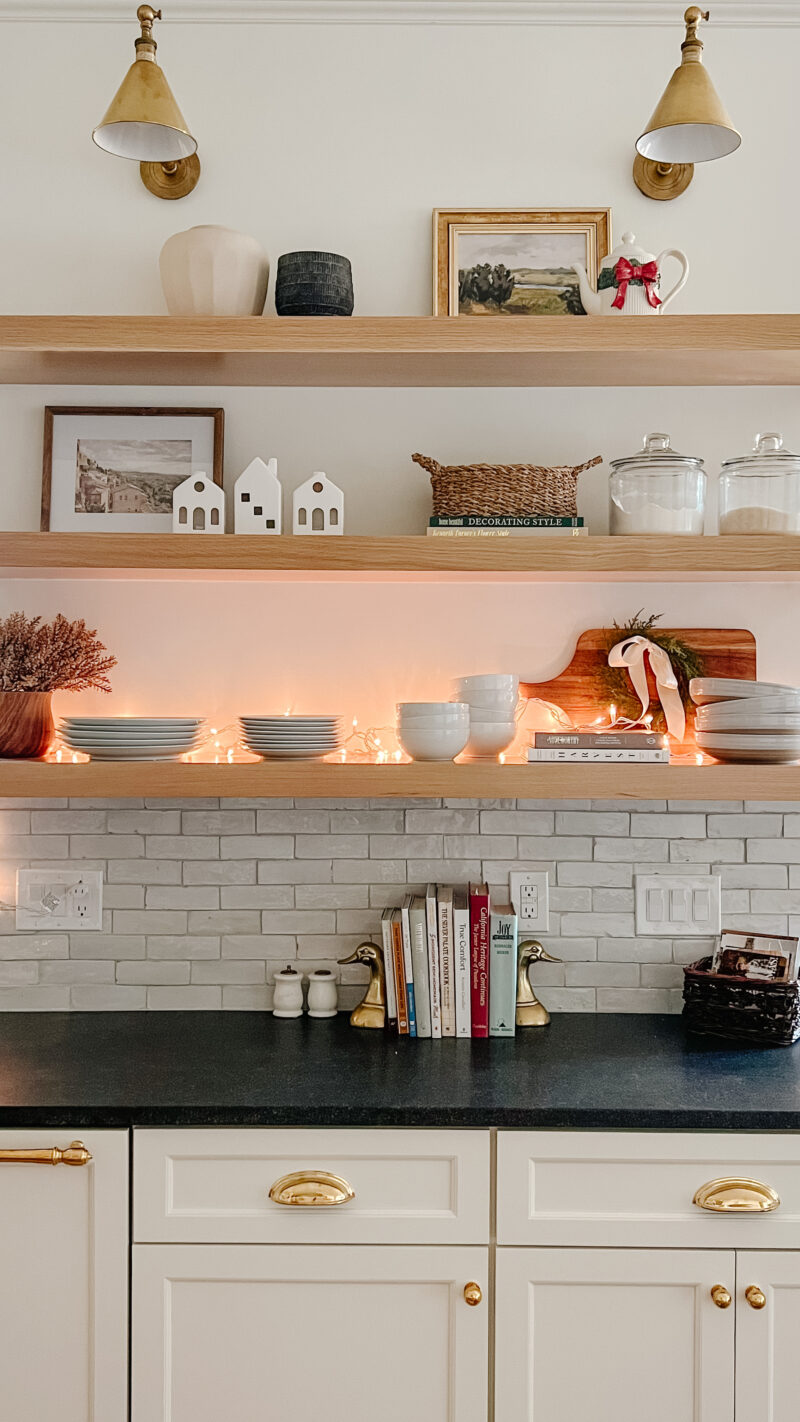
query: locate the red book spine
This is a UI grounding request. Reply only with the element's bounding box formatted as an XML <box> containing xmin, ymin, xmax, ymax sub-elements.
<box><xmin>469</xmin><ymin>884</ymin><xmax>490</xmax><ymax>1038</ymax></box>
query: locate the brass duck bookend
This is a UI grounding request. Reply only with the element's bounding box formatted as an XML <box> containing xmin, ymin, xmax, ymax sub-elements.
<box><xmin>338</xmin><ymin>940</ymin><xmax>386</xmax><ymax>1029</ymax></box>
<box><xmin>516</xmin><ymin>939</ymin><xmax>562</xmax><ymax>1028</ymax></box>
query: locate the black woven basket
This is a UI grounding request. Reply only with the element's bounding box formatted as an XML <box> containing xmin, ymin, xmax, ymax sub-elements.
<box><xmin>683</xmin><ymin>956</ymin><xmax>800</xmax><ymax>1046</ymax></box>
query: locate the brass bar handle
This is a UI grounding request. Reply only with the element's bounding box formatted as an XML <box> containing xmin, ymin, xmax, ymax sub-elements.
<box><xmin>745</xmin><ymin>1285</ymin><xmax>767</xmax><ymax>1311</ymax></box>
<box><xmin>268</xmin><ymin>1169</ymin><xmax>355</xmax><ymax>1207</ymax></box>
<box><xmin>463</xmin><ymin>1282</ymin><xmax>483</xmax><ymax>1307</ymax></box>
<box><xmin>693</xmin><ymin>1177</ymin><xmax>780</xmax><ymax>1213</ymax></box>
<box><xmin>0</xmin><ymin>1140</ymin><xmax>92</xmax><ymax>1167</ymax></box>
<box><xmin>710</xmin><ymin>1284</ymin><xmax>732</xmax><ymax>1309</ymax></box>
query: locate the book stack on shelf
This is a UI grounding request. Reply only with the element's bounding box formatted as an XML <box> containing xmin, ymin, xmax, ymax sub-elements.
<box><xmin>426</xmin><ymin>515</ymin><xmax>587</xmax><ymax>539</ymax></box>
<box><xmin>379</xmin><ymin>884</ymin><xmax>519</xmax><ymax>1039</ymax></box>
<box><xmin>528</xmin><ymin>731</ymin><xmax>670</xmax><ymax>763</ymax></box>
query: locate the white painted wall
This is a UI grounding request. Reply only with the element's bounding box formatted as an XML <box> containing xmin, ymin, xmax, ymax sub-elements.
<box><xmin>1</xmin><ymin>9</ymin><xmax>799</xmax><ymax>727</ymax></box>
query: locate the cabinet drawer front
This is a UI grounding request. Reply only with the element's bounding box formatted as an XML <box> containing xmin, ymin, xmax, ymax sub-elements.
<box><xmin>498</xmin><ymin>1131</ymin><xmax>800</xmax><ymax>1247</ymax></box>
<box><xmin>134</xmin><ymin>1128</ymin><xmax>490</xmax><ymax>1244</ymax></box>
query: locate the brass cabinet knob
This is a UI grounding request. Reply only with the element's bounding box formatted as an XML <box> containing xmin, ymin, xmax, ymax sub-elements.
<box><xmin>746</xmin><ymin>1285</ymin><xmax>767</xmax><ymax>1311</ymax></box>
<box><xmin>463</xmin><ymin>1282</ymin><xmax>483</xmax><ymax>1307</ymax></box>
<box><xmin>710</xmin><ymin>1284</ymin><xmax>732</xmax><ymax>1309</ymax></box>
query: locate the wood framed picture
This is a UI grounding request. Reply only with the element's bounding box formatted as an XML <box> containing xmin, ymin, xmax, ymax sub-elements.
<box><xmin>433</xmin><ymin>208</ymin><xmax>611</xmax><ymax>317</ymax></box>
<box><xmin>41</xmin><ymin>406</ymin><xmax>224</xmax><ymax>533</ymax></box>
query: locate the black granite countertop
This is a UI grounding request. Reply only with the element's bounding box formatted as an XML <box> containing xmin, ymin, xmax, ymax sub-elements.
<box><xmin>1</xmin><ymin>1012</ymin><xmax>800</xmax><ymax>1130</ymax></box>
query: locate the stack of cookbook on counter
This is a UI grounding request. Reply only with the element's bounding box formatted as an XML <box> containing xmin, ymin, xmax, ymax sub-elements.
<box><xmin>528</xmin><ymin>731</ymin><xmax>670</xmax><ymax>763</ymax></box>
<box><xmin>380</xmin><ymin>884</ymin><xmax>519</xmax><ymax>1038</ymax></box>
<box><xmin>426</xmin><ymin>516</ymin><xmax>587</xmax><ymax>539</ymax></box>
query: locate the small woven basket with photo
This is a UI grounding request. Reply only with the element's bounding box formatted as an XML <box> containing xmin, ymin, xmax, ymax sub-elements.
<box><xmin>683</xmin><ymin>957</ymin><xmax>800</xmax><ymax>1046</ymax></box>
<box><xmin>412</xmin><ymin>452</ymin><xmax>602</xmax><ymax>519</ymax></box>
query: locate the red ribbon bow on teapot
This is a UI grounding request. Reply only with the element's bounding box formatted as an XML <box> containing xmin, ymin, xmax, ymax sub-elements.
<box><xmin>612</xmin><ymin>257</ymin><xmax>661</xmax><ymax>310</ymax></box>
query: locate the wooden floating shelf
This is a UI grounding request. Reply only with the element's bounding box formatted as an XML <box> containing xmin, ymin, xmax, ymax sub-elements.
<box><xmin>0</xmin><ymin>761</ymin><xmax>795</xmax><ymax>800</ymax></box>
<box><xmin>4</xmin><ymin>533</ymin><xmax>800</xmax><ymax>580</ymax></box>
<box><xmin>1</xmin><ymin>314</ymin><xmax>800</xmax><ymax>387</ymax></box>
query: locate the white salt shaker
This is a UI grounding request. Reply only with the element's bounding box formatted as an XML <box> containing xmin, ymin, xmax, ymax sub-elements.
<box><xmin>307</xmin><ymin>968</ymin><xmax>339</xmax><ymax>1018</ymax></box>
<box><xmin>272</xmin><ymin>965</ymin><xmax>304</xmax><ymax>1018</ymax></box>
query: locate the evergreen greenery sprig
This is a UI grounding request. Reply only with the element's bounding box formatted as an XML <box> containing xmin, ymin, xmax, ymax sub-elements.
<box><xmin>597</xmin><ymin>611</ymin><xmax>704</xmax><ymax>732</ymax></box>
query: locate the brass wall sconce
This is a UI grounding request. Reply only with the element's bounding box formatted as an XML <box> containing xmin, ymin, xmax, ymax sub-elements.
<box><xmin>93</xmin><ymin>5</ymin><xmax>200</xmax><ymax>200</ymax></box>
<box><xmin>633</xmin><ymin>6</ymin><xmax>740</xmax><ymax>201</ymax></box>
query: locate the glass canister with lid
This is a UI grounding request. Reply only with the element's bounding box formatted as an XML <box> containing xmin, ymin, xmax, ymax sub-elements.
<box><xmin>609</xmin><ymin>432</ymin><xmax>706</xmax><ymax>535</ymax></box>
<box><xmin>719</xmin><ymin>433</ymin><xmax>800</xmax><ymax>534</ymax></box>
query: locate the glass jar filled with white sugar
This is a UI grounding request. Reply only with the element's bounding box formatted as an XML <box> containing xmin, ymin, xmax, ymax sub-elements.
<box><xmin>609</xmin><ymin>432</ymin><xmax>706</xmax><ymax>535</ymax></box>
<box><xmin>719</xmin><ymin>432</ymin><xmax>800</xmax><ymax>534</ymax></box>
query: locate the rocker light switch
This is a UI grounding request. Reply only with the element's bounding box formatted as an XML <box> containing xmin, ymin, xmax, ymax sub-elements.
<box><xmin>635</xmin><ymin>874</ymin><xmax>721</xmax><ymax>937</ymax></box>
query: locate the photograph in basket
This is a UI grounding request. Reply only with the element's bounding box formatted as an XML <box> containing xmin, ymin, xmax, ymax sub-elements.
<box><xmin>712</xmin><ymin>930</ymin><xmax>798</xmax><ymax>982</ymax></box>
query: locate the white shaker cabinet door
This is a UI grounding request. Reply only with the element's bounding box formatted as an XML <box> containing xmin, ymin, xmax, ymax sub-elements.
<box><xmin>133</xmin><ymin>1243</ymin><xmax>489</xmax><ymax>1422</ymax></box>
<box><xmin>735</xmin><ymin>1251</ymin><xmax>800</xmax><ymax>1422</ymax></box>
<box><xmin>495</xmin><ymin>1248</ymin><xmax>735</xmax><ymax>1422</ymax></box>
<box><xmin>0</xmin><ymin>1129</ymin><xmax>128</xmax><ymax>1422</ymax></box>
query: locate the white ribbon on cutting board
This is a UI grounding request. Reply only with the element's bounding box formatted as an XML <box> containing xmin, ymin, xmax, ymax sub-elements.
<box><xmin>607</xmin><ymin>635</ymin><xmax>686</xmax><ymax>743</ymax></box>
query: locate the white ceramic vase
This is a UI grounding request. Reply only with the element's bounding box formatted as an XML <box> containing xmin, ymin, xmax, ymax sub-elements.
<box><xmin>159</xmin><ymin>225</ymin><xmax>270</xmax><ymax>316</ymax></box>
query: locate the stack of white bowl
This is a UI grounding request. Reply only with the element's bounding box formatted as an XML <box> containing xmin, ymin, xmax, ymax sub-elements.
<box><xmin>691</xmin><ymin>678</ymin><xmax>800</xmax><ymax>763</ymax></box>
<box><xmin>240</xmin><ymin>715</ymin><xmax>344</xmax><ymax>760</ymax></box>
<box><xmin>59</xmin><ymin>717</ymin><xmax>206</xmax><ymax>761</ymax></box>
<box><xmin>397</xmin><ymin>703</ymin><xmax>470</xmax><ymax>762</ymax></box>
<box><xmin>453</xmin><ymin>674</ymin><xmax>519</xmax><ymax>760</ymax></box>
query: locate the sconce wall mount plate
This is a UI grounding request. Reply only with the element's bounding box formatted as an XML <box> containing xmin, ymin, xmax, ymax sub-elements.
<box><xmin>93</xmin><ymin>5</ymin><xmax>200</xmax><ymax>201</ymax></box>
<box><xmin>633</xmin><ymin>6</ymin><xmax>740</xmax><ymax>202</ymax></box>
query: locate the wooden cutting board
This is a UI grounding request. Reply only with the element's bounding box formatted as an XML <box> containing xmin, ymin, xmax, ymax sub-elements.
<box><xmin>521</xmin><ymin>628</ymin><xmax>757</xmax><ymax>739</ymax></box>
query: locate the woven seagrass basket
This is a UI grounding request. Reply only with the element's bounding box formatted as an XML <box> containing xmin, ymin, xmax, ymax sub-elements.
<box><xmin>412</xmin><ymin>452</ymin><xmax>602</xmax><ymax>519</ymax></box>
<box><xmin>683</xmin><ymin>957</ymin><xmax>800</xmax><ymax>1046</ymax></box>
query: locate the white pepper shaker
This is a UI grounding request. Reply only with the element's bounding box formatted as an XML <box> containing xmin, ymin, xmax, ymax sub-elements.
<box><xmin>272</xmin><ymin>964</ymin><xmax>304</xmax><ymax>1018</ymax></box>
<box><xmin>307</xmin><ymin>968</ymin><xmax>339</xmax><ymax>1018</ymax></box>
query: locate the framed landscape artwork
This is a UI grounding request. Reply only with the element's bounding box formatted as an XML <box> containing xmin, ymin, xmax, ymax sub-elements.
<box><xmin>41</xmin><ymin>406</ymin><xmax>224</xmax><ymax>532</ymax></box>
<box><xmin>433</xmin><ymin>209</ymin><xmax>611</xmax><ymax>317</ymax></box>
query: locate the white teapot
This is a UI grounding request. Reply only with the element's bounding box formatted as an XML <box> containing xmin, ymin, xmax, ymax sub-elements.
<box><xmin>573</xmin><ymin>232</ymin><xmax>689</xmax><ymax>316</ymax></box>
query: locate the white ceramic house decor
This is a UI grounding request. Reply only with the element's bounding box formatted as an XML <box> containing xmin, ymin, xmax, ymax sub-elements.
<box><xmin>159</xmin><ymin>225</ymin><xmax>270</xmax><ymax>316</ymax></box>
<box><xmin>172</xmin><ymin>472</ymin><xmax>225</xmax><ymax>534</ymax></box>
<box><xmin>234</xmin><ymin>457</ymin><xmax>282</xmax><ymax>534</ymax></box>
<box><xmin>292</xmin><ymin>471</ymin><xmax>344</xmax><ymax>535</ymax></box>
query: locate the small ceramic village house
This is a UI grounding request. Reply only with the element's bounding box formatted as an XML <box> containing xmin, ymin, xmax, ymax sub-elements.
<box><xmin>292</xmin><ymin>471</ymin><xmax>344</xmax><ymax>534</ymax></box>
<box><xmin>234</xmin><ymin>457</ymin><xmax>282</xmax><ymax>533</ymax></box>
<box><xmin>172</xmin><ymin>472</ymin><xmax>226</xmax><ymax>533</ymax></box>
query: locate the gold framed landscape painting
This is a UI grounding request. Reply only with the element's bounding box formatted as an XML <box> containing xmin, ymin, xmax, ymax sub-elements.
<box><xmin>433</xmin><ymin>208</ymin><xmax>611</xmax><ymax>316</ymax></box>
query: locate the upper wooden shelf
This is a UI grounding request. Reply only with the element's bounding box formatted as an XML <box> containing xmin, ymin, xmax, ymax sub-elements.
<box><xmin>0</xmin><ymin>761</ymin><xmax>795</xmax><ymax>800</ymax></box>
<box><xmin>3</xmin><ymin>533</ymin><xmax>800</xmax><ymax>580</ymax></box>
<box><xmin>2</xmin><ymin>314</ymin><xmax>800</xmax><ymax>387</ymax></box>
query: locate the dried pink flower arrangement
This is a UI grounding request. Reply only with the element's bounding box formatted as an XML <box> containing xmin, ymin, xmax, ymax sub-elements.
<box><xmin>0</xmin><ymin>612</ymin><xmax>117</xmax><ymax>693</ymax></box>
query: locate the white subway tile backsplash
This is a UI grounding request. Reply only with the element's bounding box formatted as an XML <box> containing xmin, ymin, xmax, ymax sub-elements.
<box><xmin>0</xmin><ymin>796</ymin><xmax>795</xmax><ymax>1012</ymax></box>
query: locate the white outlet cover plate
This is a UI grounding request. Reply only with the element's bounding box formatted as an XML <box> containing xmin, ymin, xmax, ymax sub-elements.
<box><xmin>16</xmin><ymin>869</ymin><xmax>103</xmax><ymax>932</ymax></box>
<box><xmin>634</xmin><ymin>873</ymin><xmax>721</xmax><ymax>937</ymax></box>
<box><xmin>510</xmin><ymin>870</ymin><xmax>550</xmax><ymax>933</ymax></box>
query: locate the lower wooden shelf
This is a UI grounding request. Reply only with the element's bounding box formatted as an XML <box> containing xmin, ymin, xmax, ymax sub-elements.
<box><xmin>0</xmin><ymin>760</ymin><xmax>793</xmax><ymax>799</ymax></box>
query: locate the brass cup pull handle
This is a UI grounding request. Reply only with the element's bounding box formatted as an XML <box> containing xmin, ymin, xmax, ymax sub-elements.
<box><xmin>268</xmin><ymin>1170</ymin><xmax>355</xmax><ymax>1207</ymax></box>
<box><xmin>463</xmin><ymin>1282</ymin><xmax>483</xmax><ymax>1307</ymax></box>
<box><xmin>0</xmin><ymin>1140</ymin><xmax>92</xmax><ymax>1167</ymax></box>
<box><xmin>746</xmin><ymin>1285</ymin><xmax>767</xmax><ymax>1310</ymax></box>
<box><xmin>693</xmin><ymin>1177</ymin><xmax>781</xmax><ymax>1213</ymax></box>
<box><xmin>710</xmin><ymin>1284</ymin><xmax>732</xmax><ymax>1309</ymax></box>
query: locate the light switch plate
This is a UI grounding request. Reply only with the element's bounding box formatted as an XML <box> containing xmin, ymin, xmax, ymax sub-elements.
<box><xmin>634</xmin><ymin>873</ymin><xmax>721</xmax><ymax>937</ymax></box>
<box><xmin>15</xmin><ymin>869</ymin><xmax>103</xmax><ymax>931</ymax></box>
<box><xmin>510</xmin><ymin>870</ymin><xmax>550</xmax><ymax>933</ymax></box>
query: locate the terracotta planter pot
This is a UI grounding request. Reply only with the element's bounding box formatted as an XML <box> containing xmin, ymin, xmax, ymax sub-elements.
<box><xmin>0</xmin><ymin>691</ymin><xmax>55</xmax><ymax>760</ymax></box>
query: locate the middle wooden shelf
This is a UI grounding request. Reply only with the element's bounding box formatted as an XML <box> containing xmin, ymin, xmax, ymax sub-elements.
<box><xmin>3</xmin><ymin>532</ymin><xmax>800</xmax><ymax>580</ymax></box>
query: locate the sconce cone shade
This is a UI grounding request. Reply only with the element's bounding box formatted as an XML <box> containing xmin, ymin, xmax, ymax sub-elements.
<box><xmin>636</xmin><ymin>59</ymin><xmax>740</xmax><ymax>164</ymax></box>
<box><xmin>93</xmin><ymin>56</ymin><xmax>197</xmax><ymax>163</ymax></box>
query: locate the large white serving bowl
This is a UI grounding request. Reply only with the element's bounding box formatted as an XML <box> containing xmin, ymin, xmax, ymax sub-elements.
<box><xmin>463</xmin><ymin>721</ymin><xmax>517</xmax><ymax>757</ymax></box>
<box><xmin>397</xmin><ymin>722</ymin><xmax>470</xmax><ymax>762</ymax></box>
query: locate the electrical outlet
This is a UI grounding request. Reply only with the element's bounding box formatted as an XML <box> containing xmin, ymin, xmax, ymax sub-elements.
<box><xmin>15</xmin><ymin>869</ymin><xmax>103</xmax><ymax>931</ymax></box>
<box><xmin>634</xmin><ymin>873</ymin><xmax>721</xmax><ymax>937</ymax></box>
<box><xmin>510</xmin><ymin>870</ymin><xmax>549</xmax><ymax>933</ymax></box>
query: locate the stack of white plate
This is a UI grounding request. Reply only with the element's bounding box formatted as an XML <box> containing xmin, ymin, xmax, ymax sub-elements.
<box><xmin>59</xmin><ymin>717</ymin><xmax>206</xmax><ymax>761</ymax></box>
<box><xmin>691</xmin><ymin>679</ymin><xmax>800</xmax><ymax>763</ymax></box>
<box><xmin>240</xmin><ymin>715</ymin><xmax>344</xmax><ymax>760</ymax></box>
